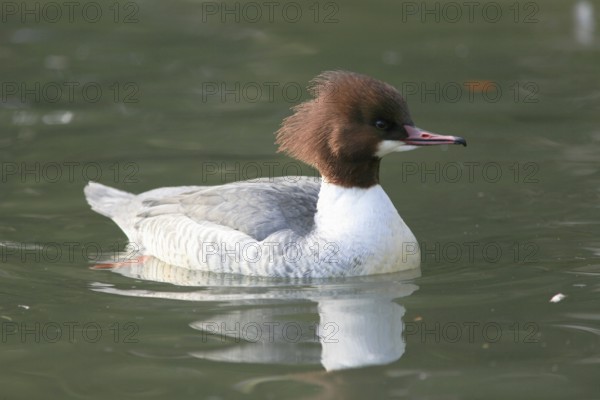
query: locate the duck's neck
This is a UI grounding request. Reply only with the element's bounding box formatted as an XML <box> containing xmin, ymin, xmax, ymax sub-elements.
<box><xmin>317</xmin><ymin>158</ymin><xmax>381</xmax><ymax>188</ymax></box>
<box><xmin>314</xmin><ymin>181</ymin><xmax>399</xmax><ymax>239</ymax></box>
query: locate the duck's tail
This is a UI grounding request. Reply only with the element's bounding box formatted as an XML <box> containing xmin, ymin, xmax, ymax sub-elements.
<box><xmin>84</xmin><ymin>182</ymin><xmax>141</xmax><ymax>242</ymax></box>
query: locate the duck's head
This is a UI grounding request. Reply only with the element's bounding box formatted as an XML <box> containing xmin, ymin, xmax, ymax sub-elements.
<box><xmin>275</xmin><ymin>71</ymin><xmax>466</xmax><ymax>188</ymax></box>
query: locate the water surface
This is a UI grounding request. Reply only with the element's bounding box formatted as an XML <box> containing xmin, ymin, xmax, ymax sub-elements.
<box><xmin>1</xmin><ymin>0</ymin><xmax>600</xmax><ymax>398</ymax></box>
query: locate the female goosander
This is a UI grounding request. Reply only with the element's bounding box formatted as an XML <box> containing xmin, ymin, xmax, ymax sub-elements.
<box><xmin>85</xmin><ymin>71</ymin><xmax>466</xmax><ymax>278</ymax></box>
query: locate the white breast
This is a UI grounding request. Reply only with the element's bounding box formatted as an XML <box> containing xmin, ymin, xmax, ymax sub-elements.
<box><xmin>310</xmin><ymin>182</ymin><xmax>421</xmax><ymax>275</ymax></box>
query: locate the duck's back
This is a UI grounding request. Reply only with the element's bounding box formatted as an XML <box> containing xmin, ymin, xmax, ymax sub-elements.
<box><xmin>85</xmin><ymin>176</ymin><xmax>321</xmax><ymax>244</ymax></box>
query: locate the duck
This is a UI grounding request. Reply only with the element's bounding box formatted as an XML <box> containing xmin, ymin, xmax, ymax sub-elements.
<box><xmin>85</xmin><ymin>71</ymin><xmax>466</xmax><ymax>278</ymax></box>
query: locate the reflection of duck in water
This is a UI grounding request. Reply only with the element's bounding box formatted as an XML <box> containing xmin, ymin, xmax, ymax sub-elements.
<box><xmin>85</xmin><ymin>71</ymin><xmax>466</xmax><ymax>277</ymax></box>
<box><xmin>93</xmin><ymin>256</ymin><xmax>419</xmax><ymax>372</ymax></box>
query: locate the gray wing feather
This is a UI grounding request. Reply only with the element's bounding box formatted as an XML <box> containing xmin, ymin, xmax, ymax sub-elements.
<box><xmin>135</xmin><ymin>177</ymin><xmax>321</xmax><ymax>240</ymax></box>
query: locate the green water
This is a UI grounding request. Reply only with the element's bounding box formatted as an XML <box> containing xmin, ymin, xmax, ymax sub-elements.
<box><xmin>1</xmin><ymin>0</ymin><xmax>600</xmax><ymax>398</ymax></box>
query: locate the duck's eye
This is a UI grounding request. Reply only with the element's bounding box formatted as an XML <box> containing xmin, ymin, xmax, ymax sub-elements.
<box><xmin>375</xmin><ymin>120</ymin><xmax>390</xmax><ymax>130</ymax></box>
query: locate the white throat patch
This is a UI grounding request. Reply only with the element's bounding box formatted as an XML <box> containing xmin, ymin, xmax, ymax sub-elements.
<box><xmin>375</xmin><ymin>140</ymin><xmax>417</xmax><ymax>157</ymax></box>
<box><xmin>376</xmin><ymin>140</ymin><xmax>417</xmax><ymax>157</ymax></box>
